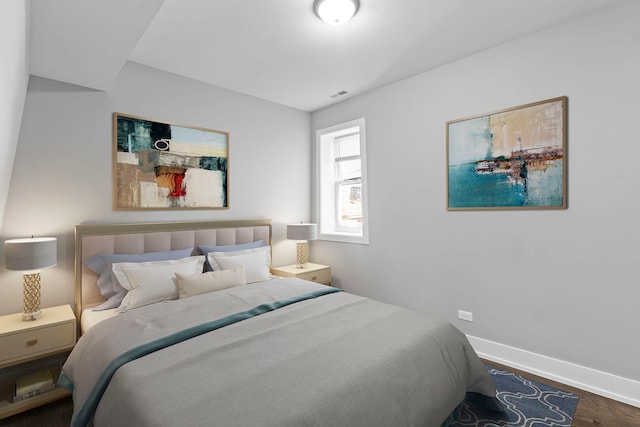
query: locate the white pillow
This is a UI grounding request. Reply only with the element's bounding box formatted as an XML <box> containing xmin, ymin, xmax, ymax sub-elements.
<box><xmin>207</xmin><ymin>246</ymin><xmax>270</xmax><ymax>284</ymax></box>
<box><xmin>175</xmin><ymin>266</ymin><xmax>246</xmax><ymax>299</ymax></box>
<box><xmin>113</xmin><ymin>256</ymin><xmax>205</xmax><ymax>310</ymax></box>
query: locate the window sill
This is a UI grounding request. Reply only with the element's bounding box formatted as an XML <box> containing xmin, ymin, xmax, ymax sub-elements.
<box><xmin>318</xmin><ymin>232</ymin><xmax>369</xmax><ymax>245</ymax></box>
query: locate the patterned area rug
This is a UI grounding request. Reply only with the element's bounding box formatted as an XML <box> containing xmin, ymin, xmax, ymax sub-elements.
<box><xmin>445</xmin><ymin>365</ymin><xmax>579</xmax><ymax>426</ymax></box>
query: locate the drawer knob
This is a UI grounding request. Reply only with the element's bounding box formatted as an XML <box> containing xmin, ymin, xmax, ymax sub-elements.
<box><xmin>311</xmin><ymin>276</ymin><xmax>317</xmax><ymax>281</ymax></box>
<box><xmin>26</xmin><ymin>339</ymin><xmax>38</xmax><ymax>346</ymax></box>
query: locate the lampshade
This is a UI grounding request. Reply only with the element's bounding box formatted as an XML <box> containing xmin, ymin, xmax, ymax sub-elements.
<box><xmin>313</xmin><ymin>0</ymin><xmax>360</xmax><ymax>26</ymax></box>
<box><xmin>4</xmin><ymin>237</ymin><xmax>57</xmax><ymax>321</ymax></box>
<box><xmin>287</xmin><ymin>223</ymin><xmax>318</xmax><ymax>241</ymax></box>
<box><xmin>5</xmin><ymin>237</ymin><xmax>57</xmax><ymax>272</ymax></box>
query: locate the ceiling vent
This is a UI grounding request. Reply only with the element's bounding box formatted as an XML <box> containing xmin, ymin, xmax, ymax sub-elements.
<box><xmin>330</xmin><ymin>90</ymin><xmax>349</xmax><ymax>99</ymax></box>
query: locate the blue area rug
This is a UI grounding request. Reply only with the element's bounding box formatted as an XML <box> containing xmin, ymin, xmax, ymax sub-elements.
<box><xmin>445</xmin><ymin>365</ymin><xmax>579</xmax><ymax>426</ymax></box>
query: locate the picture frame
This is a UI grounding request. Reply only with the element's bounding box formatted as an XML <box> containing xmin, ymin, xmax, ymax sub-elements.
<box><xmin>447</xmin><ymin>96</ymin><xmax>567</xmax><ymax>210</ymax></box>
<box><xmin>113</xmin><ymin>113</ymin><xmax>229</xmax><ymax>210</ymax></box>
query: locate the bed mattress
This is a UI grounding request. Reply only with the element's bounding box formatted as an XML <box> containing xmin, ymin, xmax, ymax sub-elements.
<box><xmin>80</xmin><ymin>308</ymin><xmax>118</xmax><ymax>334</ymax></box>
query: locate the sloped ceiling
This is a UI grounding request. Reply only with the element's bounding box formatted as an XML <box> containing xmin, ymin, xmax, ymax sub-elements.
<box><xmin>29</xmin><ymin>0</ymin><xmax>626</xmax><ymax>112</ymax></box>
<box><xmin>29</xmin><ymin>0</ymin><xmax>165</xmax><ymax>91</ymax></box>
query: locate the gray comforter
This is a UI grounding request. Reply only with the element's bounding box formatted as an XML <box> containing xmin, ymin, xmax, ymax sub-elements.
<box><xmin>61</xmin><ymin>278</ymin><xmax>495</xmax><ymax>427</ymax></box>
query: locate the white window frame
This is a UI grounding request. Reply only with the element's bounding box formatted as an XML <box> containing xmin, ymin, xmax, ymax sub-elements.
<box><xmin>315</xmin><ymin>118</ymin><xmax>369</xmax><ymax>245</ymax></box>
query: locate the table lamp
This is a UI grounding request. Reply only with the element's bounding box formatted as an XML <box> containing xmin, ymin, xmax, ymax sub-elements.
<box><xmin>4</xmin><ymin>237</ymin><xmax>57</xmax><ymax>321</ymax></box>
<box><xmin>286</xmin><ymin>223</ymin><xmax>317</xmax><ymax>269</ymax></box>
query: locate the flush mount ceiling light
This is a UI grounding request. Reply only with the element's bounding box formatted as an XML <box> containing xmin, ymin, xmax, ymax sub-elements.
<box><xmin>313</xmin><ymin>0</ymin><xmax>360</xmax><ymax>26</ymax></box>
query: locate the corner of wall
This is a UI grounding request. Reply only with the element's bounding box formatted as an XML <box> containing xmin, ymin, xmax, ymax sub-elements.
<box><xmin>0</xmin><ymin>0</ymin><xmax>29</xmax><ymax>231</ymax></box>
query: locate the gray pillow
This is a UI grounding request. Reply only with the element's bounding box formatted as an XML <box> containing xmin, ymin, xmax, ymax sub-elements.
<box><xmin>84</xmin><ymin>247</ymin><xmax>194</xmax><ymax>310</ymax></box>
<box><xmin>198</xmin><ymin>240</ymin><xmax>265</xmax><ymax>271</ymax></box>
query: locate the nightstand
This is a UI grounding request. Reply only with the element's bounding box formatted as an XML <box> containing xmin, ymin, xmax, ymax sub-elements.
<box><xmin>271</xmin><ymin>263</ymin><xmax>331</xmax><ymax>285</ymax></box>
<box><xmin>0</xmin><ymin>305</ymin><xmax>76</xmax><ymax>419</ymax></box>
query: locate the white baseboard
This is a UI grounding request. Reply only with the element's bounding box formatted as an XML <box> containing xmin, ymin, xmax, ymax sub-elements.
<box><xmin>467</xmin><ymin>335</ymin><xmax>640</xmax><ymax>409</ymax></box>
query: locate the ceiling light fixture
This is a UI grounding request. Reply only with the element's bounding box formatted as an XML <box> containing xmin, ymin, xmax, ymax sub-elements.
<box><xmin>313</xmin><ymin>0</ymin><xmax>360</xmax><ymax>26</ymax></box>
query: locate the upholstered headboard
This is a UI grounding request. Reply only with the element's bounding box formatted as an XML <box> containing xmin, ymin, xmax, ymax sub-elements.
<box><xmin>74</xmin><ymin>219</ymin><xmax>271</xmax><ymax>323</ymax></box>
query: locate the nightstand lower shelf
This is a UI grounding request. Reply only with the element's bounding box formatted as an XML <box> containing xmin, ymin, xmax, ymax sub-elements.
<box><xmin>0</xmin><ymin>384</ymin><xmax>70</xmax><ymax>419</ymax></box>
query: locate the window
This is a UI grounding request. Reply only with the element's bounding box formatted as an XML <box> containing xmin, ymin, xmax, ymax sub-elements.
<box><xmin>316</xmin><ymin>118</ymin><xmax>369</xmax><ymax>244</ymax></box>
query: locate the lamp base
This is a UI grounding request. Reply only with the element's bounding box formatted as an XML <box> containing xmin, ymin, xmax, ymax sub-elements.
<box><xmin>295</xmin><ymin>241</ymin><xmax>308</xmax><ymax>269</ymax></box>
<box><xmin>22</xmin><ymin>272</ymin><xmax>42</xmax><ymax>322</ymax></box>
<box><xmin>22</xmin><ymin>310</ymin><xmax>41</xmax><ymax>321</ymax></box>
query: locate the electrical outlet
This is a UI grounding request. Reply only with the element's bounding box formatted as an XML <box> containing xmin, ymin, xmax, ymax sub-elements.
<box><xmin>458</xmin><ymin>310</ymin><xmax>473</xmax><ymax>322</ymax></box>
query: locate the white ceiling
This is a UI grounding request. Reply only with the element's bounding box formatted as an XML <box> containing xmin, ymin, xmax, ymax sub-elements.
<box><xmin>29</xmin><ymin>0</ymin><xmax>625</xmax><ymax>112</ymax></box>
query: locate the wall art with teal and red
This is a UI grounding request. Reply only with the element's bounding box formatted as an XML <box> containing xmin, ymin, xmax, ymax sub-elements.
<box><xmin>113</xmin><ymin>113</ymin><xmax>228</xmax><ymax>210</ymax></box>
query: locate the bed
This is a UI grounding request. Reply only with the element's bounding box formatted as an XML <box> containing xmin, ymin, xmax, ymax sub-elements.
<box><xmin>60</xmin><ymin>219</ymin><xmax>497</xmax><ymax>427</ymax></box>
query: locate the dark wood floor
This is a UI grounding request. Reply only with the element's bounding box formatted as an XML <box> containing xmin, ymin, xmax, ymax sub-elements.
<box><xmin>0</xmin><ymin>396</ymin><xmax>72</xmax><ymax>427</ymax></box>
<box><xmin>1</xmin><ymin>362</ymin><xmax>639</xmax><ymax>426</ymax></box>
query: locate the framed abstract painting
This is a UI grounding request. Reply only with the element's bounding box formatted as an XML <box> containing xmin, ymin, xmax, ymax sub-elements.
<box><xmin>113</xmin><ymin>113</ymin><xmax>229</xmax><ymax>210</ymax></box>
<box><xmin>447</xmin><ymin>97</ymin><xmax>567</xmax><ymax>210</ymax></box>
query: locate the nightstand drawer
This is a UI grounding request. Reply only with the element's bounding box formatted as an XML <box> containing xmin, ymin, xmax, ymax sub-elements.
<box><xmin>271</xmin><ymin>263</ymin><xmax>332</xmax><ymax>285</ymax></box>
<box><xmin>0</xmin><ymin>322</ymin><xmax>75</xmax><ymax>365</ymax></box>
<box><xmin>296</xmin><ymin>268</ymin><xmax>331</xmax><ymax>284</ymax></box>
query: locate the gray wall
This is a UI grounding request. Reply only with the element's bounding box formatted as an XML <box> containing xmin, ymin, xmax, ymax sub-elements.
<box><xmin>0</xmin><ymin>0</ymin><xmax>29</xmax><ymax>228</ymax></box>
<box><xmin>0</xmin><ymin>62</ymin><xmax>310</xmax><ymax>315</ymax></box>
<box><xmin>311</xmin><ymin>1</ymin><xmax>640</xmax><ymax>383</ymax></box>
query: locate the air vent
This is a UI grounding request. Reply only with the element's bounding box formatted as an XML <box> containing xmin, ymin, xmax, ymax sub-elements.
<box><xmin>330</xmin><ymin>90</ymin><xmax>349</xmax><ymax>99</ymax></box>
